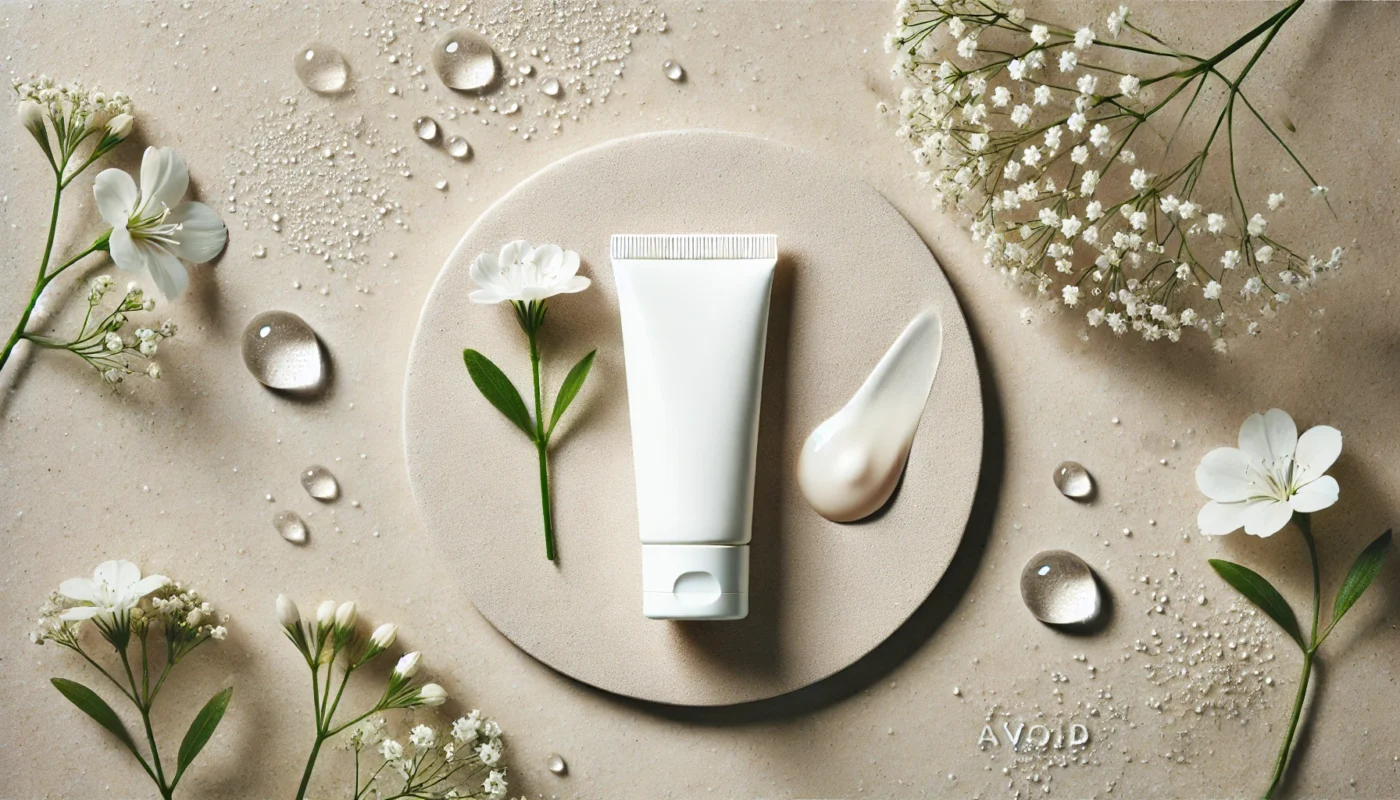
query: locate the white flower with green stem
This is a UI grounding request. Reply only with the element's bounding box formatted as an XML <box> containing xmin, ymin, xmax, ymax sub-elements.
<box><xmin>343</xmin><ymin>711</ymin><xmax>509</xmax><ymax>800</ymax></box>
<box><xmin>3</xmin><ymin>76</ymin><xmax>226</xmax><ymax>384</ymax></box>
<box><xmin>34</xmin><ymin>560</ymin><xmax>233</xmax><ymax>800</ymax></box>
<box><xmin>1196</xmin><ymin>409</ymin><xmax>1391</xmax><ymax>796</ymax></box>
<box><xmin>463</xmin><ymin>240</ymin><xmax>596</xmax><ymax>562</ymax></box>
<box><xmin>888</xmin><ymin>2</ymin><xmax>1340</xmax><ymax>348</ymax></box>
<box><xmin>276</xmin><ymin>595</ymin><xmax>475</xmax><ymax>800</ymax></box>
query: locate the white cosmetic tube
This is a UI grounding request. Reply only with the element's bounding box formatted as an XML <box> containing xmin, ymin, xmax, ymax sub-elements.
<box><xmin>610</xmin><ymin>234</ymin><xmax>778</xmax><ymax>620</ymax></box>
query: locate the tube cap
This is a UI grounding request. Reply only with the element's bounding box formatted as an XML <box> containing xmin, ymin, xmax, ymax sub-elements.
<box><xmin>642</xmin><ymin>544</ymin><xmax>749</xmax><ymax>620</ymax></box>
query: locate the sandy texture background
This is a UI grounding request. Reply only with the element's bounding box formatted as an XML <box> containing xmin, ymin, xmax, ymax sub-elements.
<box><xmin>1</xmin><ymin>1</ymin><xmax>1397</xmax><ymax>798</ymax></box>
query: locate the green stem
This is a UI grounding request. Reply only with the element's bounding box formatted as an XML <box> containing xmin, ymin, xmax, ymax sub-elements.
<box><xmin>121</xmin><ymin>647</ymin><xmax>172</xmax><ymax>798</ymax></box>
<box><xmin>1</xmin><ymin>173</ymin><xmax>64</xmax><ymax>375</ymax></box>
<box><xmin>1265</xmin><ymin>513</ymin><xmax>1320</xmax><ymax>799</ymax></box>
<box><xmin>295</xmin><ymin>735</ymin><xmax>325</xmax><ymax>800</ymax></box>
<box><xmin>528</xmin><ymin>326</ymin><xmax>556</xmax><ymax>561</ymax></box>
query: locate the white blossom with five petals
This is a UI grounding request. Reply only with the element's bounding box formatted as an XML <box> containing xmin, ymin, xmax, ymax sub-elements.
<box><xmin>93</xmin><ymin>146</ymin><xmax>227</xmax><ymax>300</ymax></box>
<box><xmin>1196</xmin><ymin>409</ymin><xmax>1341</xmax><ymax>537</ymax></box>
<box><xmin>468</xmin><ymin>240</ymin><xmax>589</xmax><ymax>305</ymax></box>
<box><xmin>58</xmin><ymin>560</ymin><xmax>169</xmax><ymax>621</ymax></box>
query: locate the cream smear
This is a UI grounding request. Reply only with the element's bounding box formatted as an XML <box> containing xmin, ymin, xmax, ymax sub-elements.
<box><xmin>797</xmin><ymin>310</ymin><xmax>942</xmax><ymax>522</ymax></box>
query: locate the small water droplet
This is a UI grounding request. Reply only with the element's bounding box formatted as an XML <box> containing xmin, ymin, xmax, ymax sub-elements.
<box><xmin>500</xmin><ymin>101</ymin><xmax>519</xmax><ymax>115</ymax></box>
<box><xmin>540</xmin><ymin>76</ymin><xmax>561</xmax><ymax>97</ymax></box>
<box><xmin>294</xmin><ymin>43</ymin><xmax>350</xmax><ymax>94</ymax></box>
<box><xmin>1053</xmin><ymin>461</ymin><xmax>1094</xmax><ymax>499</ymax></box>
<box><xmin>518</xmin><ymin>63</ymin><xmax>534</xmax><ymax>76</ymax></box>
<box><xmin>432</xmin><ymin>29</ymin><xmax>498</xmax><ymax>92</ymax></box>
<box><xmin>546</xmin><ymin>753</ymin><xmax>567</xmax><ymax>775</ymax></box>
<box><xmin>301</xmin><ymin>465</ymin><xmax>340</xmax><ymax>501</ymax></box>
<box><xmin>241</xmin><ymin>311</ymin><xmax>325</xmax><ymax>392</ymax></box>
<box><xmin>434</xmin><ymin>179</ymin><xmax>448</xmax><ymax>191</ymax></box>
<box><xmin>274</xmin><ymin>510</ymin><xmax>308</xmax><ymax>544</ymax></box>
<box><xmin>414</xmin><ymin>116</ymin><xmax>439</xmax><ymax>141</ymax></box>
<box><xmin>253</xmin><ymin>245</ymin><xmax>267</xmax><ymax>258</ymax></box>
<box><xmin>446</xmin><ymin>135</ymin><xmax>471</xmax><ymax>159</ymax></box>
<box><xmin>1020</xmin><ymin>550</ymin><xmax>1102</xmax><ymax>626</ymax></box>
<box><xmin>663</xmin><ymin>60</ymin><xmax>684</xmax><ymax>81</ymax></box>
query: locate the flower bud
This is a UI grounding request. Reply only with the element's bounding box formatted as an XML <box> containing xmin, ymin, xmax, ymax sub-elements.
<box><xmin>393</xmin><ymin>651</ymin><xmax>421</xmax><ymax>679</ymax></box>
<box><xmin>18</xmin><ymin>100</ymin><xmax>44</xmax><ymax>138</ymax></box>
<box><xmin>334</xmin><ymin>600</ymin><xmax>357</xmax><ymax>632</ymax></box>
<box><xmin>276</xmin><ymin>594</ymin><xmax>300</xmax><ymax>627</ymax></box>
<box><xmin>316</xmin><ymin>600</ymin><xmax>337</xmax><ymax>629</ymax></box>
<box><xmin>105</xmin><ymin>113</ymin><xmax>133</xmax><ymax>141</ymax></box>
<box><xmin>415</xmin><ymin>683</ymin><xmax>447</xmax><ymax>707</ymax></box>
<box><xmin>369</xmin><ymin>622</ymin><xmax>397</xmax><ymax>650</ymax></box>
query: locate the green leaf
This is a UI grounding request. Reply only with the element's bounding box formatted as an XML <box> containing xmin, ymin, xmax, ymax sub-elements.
<box><xmin>1209</xmin><ymin>559</ymin><xmax>1305</xmax><ymax>649</ymax></box>
<box><xmin>547</xmin><ymin>349</ymin><xmax>596</xmax><ymax>438</ymax></box>
<box><xmin>175</xmin><ymin>686</ymin><xmax>233</xmax><ymax>782</ymax></box>
<box><xmin>463</xmin><ymin>349</ymin><xmax>535</xmax><ymax>440</ymax></box>
<box><xmin>51</xmin><ymin>677</ymin><xmax>140</xmax><ymax>754</ymax></box>
<box><xmin>1332</xmin><ymin>529</ymin><xmax>1392</xmax><ymax>627</ymax></box>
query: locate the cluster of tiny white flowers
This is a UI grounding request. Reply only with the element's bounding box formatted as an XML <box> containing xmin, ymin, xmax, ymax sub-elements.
<box><xmin>12</xmin><ymin>74</ymin><xmax>133</xmax><ymax>133</ymax></box>
<box><xmin>887</xmin><ymin>0</ymin><xmax>1341</xmax><ymax>348</ymax></box>
<box><xmin>348</xmin><ymin>711</ymin><xmax>508</xmax><ymax>800</ymax></box>
<box><xmin>29</xmin><ymin>592</ymin><xmax>82</xmax><ymax>646</ymax></box>
<box><xmin>71</xmin><ymin>276</ymin><xmax>176</xmax><ymax>384</ymax></box>
<box><xmin>148</xmin><ymin>581</ymin><xmax>229</xmax><ymax>654</ymax></box>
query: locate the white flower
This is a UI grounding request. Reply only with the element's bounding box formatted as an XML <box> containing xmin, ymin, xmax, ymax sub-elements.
<box><xmin>146</xmin><ymin>362</ymin><xmax>162</xmax><ymax>379</ymax></box>
<box><xmin>1058</xmin><ymin>51</ymin><xmax>1078</xmax><ymax>72</ymax></box>
<box><xmin>957</xmin><ymin>36</ymin><xmax>978</xmax><ymax>59</ymax></box>
<box><xmin>316</xmin><ymin>600</ymin><xmax>337</xmax><ymax>630</ymax></box>
<box><xmin>1030</xmin><ymin>24</ymin><xmax>1050</xmax><ymax>45</ymax></box>
<box><xmin>58</xmin><ymin>560</ymin><xmax>169</xmax><ymax>621</ymax></box>
<box><xmin>991</xmin><ymin>86</ymin><xmax>1011</xmax><ymax>107</ymax></box>
<box><xmin>1221</xmin><ymin>250</ymin><xmax>1241</xmax><ymax>270</ymax></box>
<box><xmin>1062</xmin><ymin>285</ymin><xmax>1080</xmax><ymax>306</ymax></box>
<box><xmin>1129</xmin><ymin>168</ymin><xmax>1150</xmax><ymax>191</ymax></box>
<box><xmin>1074</xmin><ymin>27</ymin><xmax>1096</xmax><ymax>49</ymax></box>
<box><xmin>1118</xmin><ymin>74</ymin><xmax>1140</xmax><ymax>97</ymax></box>
<box><xmin>379</xmin><ymin>739</ymin><xmax>405</xmax><ymax>761</ymax></box>
<box><xmin>1007</xmin><ymin>58</ymin><xmax>1027</xmax><ymax>81</ymax></box>
<box><xmin>1107</xmin><ymin>5</ymin><xmax>1129</xmax><ymax>36</ymax></box>
<box><xmin>1088</xmin><ymin>123</ymin><xmax>1110</xmax><ymax>147</ymax></box>
<box><xmin>478</xmin><ymin>740</ymin><xmax>502</xmax><ymax>766</ymax></box>
<box><xmin>1256</xmin><ymin>245</ymin><xmax>1275</xmax><ymax>264</ymax></box>
<box><xmin>469</xmin><ymin>240</ymin><xmax>589</xmax><ymax>305</ymax></box>
<box><xmin>1196</xmin><ymin>409</ymin><xmax>1341</xmax><ymax>537</ymax></box>
<box><xmin>483</xmin><ymin>770</ymin><xmax>508</xmax><ymax>799</ymax></box>
<box><xmin>394</xmin><ymin>651</ymin><xmax>422</xmax><ymax>679</ymax></box>
<box><xmin>1033</xmin><ymin>85</ymin><xmax>1052</xmax><ymax>106</ymax></box>
<box><xmin>1267</xmin><ymin>192</ymin><xmax>1286</xmax><ymax>211</ymax></box>
<box><xmin>1247</xmin><ymin>213</ymin><xmax>1268</xmax><ymax>236</ymax></box>
<box><xmin>452</xmin><ymin>715</ymin><xmax>481</xmax><ymax>743</ymax></box>
<box><xmin>1010</xmin><ymin>104</ymin><xmax>1032</xmax><ymax>126</ymax></box>
<box><xmin>276</xmin><ymin>594</ymin><xmax>300</xmax><ymax>627</ymax></box>
<box><xmin>415</xmin><ymin>683</ymin><xmax>448</xmax><ymax>707</ymax></box>
<box><xmin>1067</xmin><ymin>112</ymin><xmax>1087</xmax><ymax>133</ymax></box>
<box><xmin>334</xmin><ymin>601</ymin><xmax>357</xmax><ymax>632</ymax></box>
<box><xmin>1077</xmin><ymin>74</ymin><xmax>1099</xmax><ymax>96</ymax></box>
<box><xmin>93</xmin><ymin>147</ymin><xmax>226</xmax><ymax>300</ymax></box>
<box><xmin>1203</xmin><ymin>281</ymin><xmax>1222</xmax><ymax>300</ymax></box>
<box><xmin>19</xmin><ymin>99</ymin><xmax>45</xmax><ymax>141</ymax></box>
<box><xmin>370</xmin><ymin>622</ymin><xmax>397</xmax><ymax>649</ymax></box>
<box><xmin>409</xmin><ymin>724</ymin><xmax>436</xmax><ymax>750</ymax></box>
<box><xmin>106</xmin><ymin>113</ymin><xmax>133</xmax><ymax>141</ymax></box>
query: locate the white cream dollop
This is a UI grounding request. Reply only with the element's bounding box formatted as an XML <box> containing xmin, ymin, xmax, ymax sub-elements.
<box><xmin>797</xmin><ymin>310</ymin><xmax>943</xmax><ymax>522</ymax></box>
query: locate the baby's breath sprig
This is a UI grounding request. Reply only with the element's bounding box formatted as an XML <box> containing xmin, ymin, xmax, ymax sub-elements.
<box><xmin>342</xmin><ymin>713</ymin><xmax>509</xmax><ymax>800</ymax></box>
<box><xmin>888</xmin><ymin>0</ymin><xmax>1338</xmax><ymax>349</ymax></box>
<box><xmin>22</xmin><ymin>275</ymin><xmax>175</xmax><ymax>385</ymax></box>
<box><xmin>33</xmin><ymin>560</ymin><xmax>232</xmax><ymax>800</ymax></box>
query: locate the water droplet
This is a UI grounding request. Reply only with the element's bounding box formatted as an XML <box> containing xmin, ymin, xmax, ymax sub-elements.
<box><xmin>546</xmin><ymin>753</ymin><xmax>567</xmax><ymax>775</ymax></box>
<box><xmin>432</xmin><ymin>29</ymin><xmax>498</xmax><ymax>92</ymax></box>
<box><xmin>662</xmin><ymin>60</ymin><xmax>684</xmax><ymax>81</ymax></box>
<box><xmin>1053</xmin><ymin>461</ymin><xmax>1094</xmax><ymax>499</ymax></box>
<box><xmin>500</xmin><ymin>101</ymin><xmax>519</xmax><ymax>115</ymax></box>
<box><xmin>434</xmin><ymin>179</ymin><xmax>448</xmax><ymax>191</ymax></box>
<box><xmin>540</xmin><ymin>76</ymin><xmax>561</xmax><ymax>97</ymax></box>
<box><xmin>1020</xmin><ymin>550</ymin><xmax>1102</xmax><ymax>626</ymax></box>
<box><xmin>274</xmin><ymin>510</ymin><xmax>308</xmax><ymax>544</ymax></box>
<box><xmin>414</xmin><ymin>116</ymin><xmax>439</xmax><ymax>141</ymax></box>
<box><xmin>446</xmin><ymin>135</ymin><xmax>471</xmax><ymax>159</ymax></box>
<box><xmin>518</xmin><ymin>63</ymin><xmax>535</xmax><ymax>76</ymax></box>
<box><xmin>241</xmin><ymin>311</ymin><xmax>325</xmax><ymax>392</ymax></box>
<box><xmin>301</xmin><ymin>465</ymin><xmax>340</xmax><ymax>501</ymax></box>
<box><xmin>294</xmin><ymin>43</ymin><xmax>349</xmax><ymax>94</ymax></box>
<box><xmin>253</xmin><ymin>245</ymin><xmax>267</xmax><ymax>258</ymax></box>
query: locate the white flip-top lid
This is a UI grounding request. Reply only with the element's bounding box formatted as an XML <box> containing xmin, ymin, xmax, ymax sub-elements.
<box><xmin>641</xmin><ymin>543</ymin><xmax>749</xmax><ymax>620</ymax></box>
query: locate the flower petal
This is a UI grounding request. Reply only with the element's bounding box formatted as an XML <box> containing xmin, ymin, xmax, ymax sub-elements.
<box><xmin>94</xmin><ymin>560</ymin><xmax>139</xmax><ymax>592</ymax></box>
<box><xmin>1238</xmin><ymin>408</ymin><xmax>1297</xmax><ymax>466</ymax></box>
<box><xmin>468</xmin><ymin>287</ymin><xmax>510</xmax><ymax>304</ymax></box>
<box><xmin>1195</xmin><ymin>447</ymin><xmax>1259</xmax><ymax>503</ymax></box>
<box><xmin>553</xmin><ymin>275</ymin><xmax>590</xmax><ymax>294</ymax></box>
<box><xmin>555</xmin><ymin>249</ymin><xmax>582</xmax><ymax>281</ymax></box>
<box><xmin>1293</xmin><ymin>425</ymin><xmax>1342</xmax><ymax>484</ymax></box>
<box><xmin>137</xmin><ymin>146</ymin><xmax>189</xmax><ymax>217</ymax></box>
<box><xmin>93</xmin><ymin>168</ymin><xmax>138</xmax><ymax>227</ymax></box>
<box><xmin>143</xmin><ymin>242</ymin><xmax>191</xmax><ymax>299</ymax></box>
<box><xmin>530</xmin><ymin>244</ymin><xmax>564</xmax><ymax>278</ymax></box>
<box><xmin>129</xmin><ymin>574</ymin><xmax>170</xmax><ymax>599</ymax></box>
<box><xmin>498</xmin><ymin>240</ymin><xmax>530</xmax><ymax>271</ymax></box>
<box><xmin>164</xmin><ymin>202</ymin><xmax>226</xmax><ymax>263</ymax></box>
<box><xmin>1243</xmin><ymin>499</ymin><xmax>1294</xmax><ymax>538</ymax></box>
<box><xmin>60</xmin><ymin>606</ymin><xmax>102</xmax><ymax>621</ymax></box>
<box><xmin>109</xmin><ymin>226</ymin><xmax>152</xmax><ymax>276</ymax></box>
<box><xmin>58</xmin><ymin>578</ymin><xmax>98</xmax><ymax>603</ymax></box>
<box><xmin>1199</xmin><ymin>500</ymin><xmax>1251</xmax><ymax>536</ymax></box>
<box><xmin>1290</xmin><ymin>475</ymin><xmax>1339</xmax><ymax>513</ymax></box>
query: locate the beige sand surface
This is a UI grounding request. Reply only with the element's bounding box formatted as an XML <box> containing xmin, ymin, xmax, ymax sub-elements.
<box><xmin>2</xmin><ymin>2</ymin><xmax>1397</xmax><ymax>798</ymax></box>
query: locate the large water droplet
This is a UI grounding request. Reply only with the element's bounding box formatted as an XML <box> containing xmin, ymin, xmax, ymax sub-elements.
<box><xmin>432</xmin><ymin>29</ymin><xmax>498</xmax><ymax>92</ymax></box>
<box><xmin>274</xmin><ymin>510</ymin><xmax>309</xmax><ymax>544</ymax></box>
<box><xmin>662</xmin><ymin>60</ymin><xmax>684</xmax><ymax>81</ymax></box>
<box><xmin>241</xmin><ymin>311</ymin><xmax>325</xmax><ymax>392</ymax></box>
<box><xmin>540</xmin><ymin>76</ymin><xmax>561</xmax><ymax>97</ymax></box>
<box><xmin>301</xmin><ymin>465</ymin><xmax>340</xmax><ymax>501</ymax></box>
<box><xmin>1053</xmin><ymin>461</ymin><xmax>1094</xmax><ymax>500</ymax></box>
<box><xmin>414</xmin><ymin>116</ymin><xmax>439</xmax><ymax>141</ymax></box>
<box><xmin>546</xmin><ymin>753</ymin><xmax>567</xmax><ymax>775</ymax></box>
<box><xmin>294</xmin><ymin>43</ymin><xmax>349</xmax><ymax>94</ymax></box>
<box><xmin>446</xmin><ymin>135</ymin><xmax>472</xmax><ymax>159</ymax></box>
<box><xmin>1020</xmin><ymin>550</ymin><xmax>1101</xmax><ymax>626</ymax></box>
